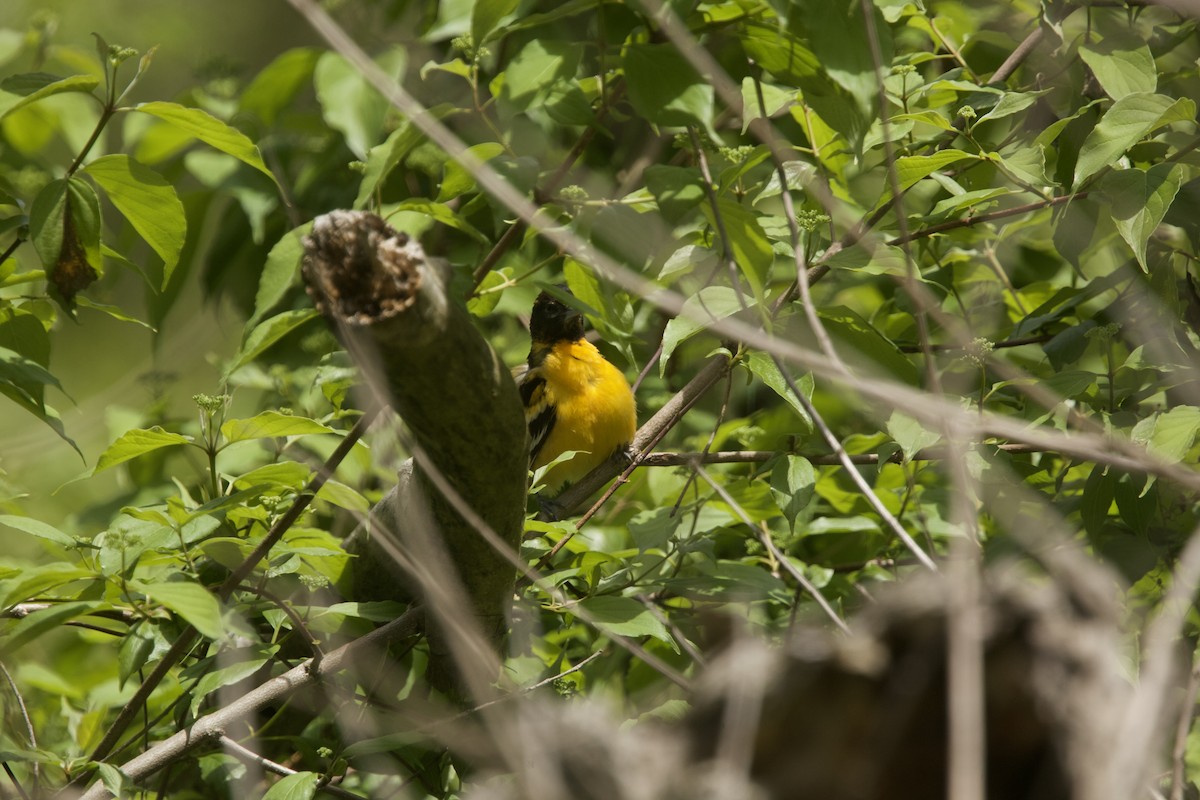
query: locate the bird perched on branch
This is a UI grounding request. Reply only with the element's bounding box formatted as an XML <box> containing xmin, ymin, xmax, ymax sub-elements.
<box><xmin>513</xmin><ymin>289</ymin><xmax>637</xmax><ymax>493</ymax></box>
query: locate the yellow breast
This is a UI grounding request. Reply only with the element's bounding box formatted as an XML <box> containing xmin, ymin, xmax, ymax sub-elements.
<box><xmin>533</xmin><ymin>339</ymin><xmax>637</xmax><ymax>488</ymax></box>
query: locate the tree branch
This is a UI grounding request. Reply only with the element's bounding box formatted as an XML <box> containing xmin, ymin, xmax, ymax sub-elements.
<box><xmin>302</xmin><ymin>210</ymin><xmax>527</xmax><ymax>695</ymax></box>
<box><xmin>545</xmin><ymin>353</ymin><xmax>733</xmax><ymax>525</ymax></box>
<box><xmin>78</xmin><ymin>609</ymin><xmax>424</xmax><ymax>800</ymax></box>
<box><xmin>87</xmin><ymin>412</ymin><xmax>376</xmax><ymax>765</ymax></box>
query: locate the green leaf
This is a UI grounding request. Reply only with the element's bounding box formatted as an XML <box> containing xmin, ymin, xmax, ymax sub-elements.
<box><xmin>1101</xmin><ymin>164</ymin><xmax>1182</xmax><ymax>271</ymax></box>
<box><xmin>823</xmin><ymin>243</ymin><xmax>907</xmax><ymax>275</ymax></box>
<box><xmin>624</xmin><ymin>43</ymin><xmax>714</xmax><ymax>129</ymax></box>
<box><xmin>467</xmin><ymin>269</ymin><xmax>508</xmax><ymax>317</ymax></box>
<box><xmin>928</xmin><ymin>188</ymin><xmax>1013</xmax><ymax>219</ymax></box>
<box><xmin>702</xmin><ymin>198</ymin><xmax>773</xmax><ymax>300</ymax></box>
<box><xmin>890</xmin><ymin>149</ymin><xmax>974</xmax><ymax>196</ymax></box>
<box><xmin>0</xmin><ymin>73</ymin><xmax>99</xmax><ymax>121</ymax></box>
<box><xmin>813</xmin><ymin>306</ymin><xmax>919</xmax><ymax>385</ymax></box>
<box><xmin>221</xmin><ymin>411</ymin><xmax>335</xmax><ymax>443</ymax></box>
<box><xmin>1081</xmin><ymin>466</ymin><xmax>1115</xmax><ymax>535</ymax></box>
<box><xmin>807</xmin><ymin>0</ymin><xmax>890</xmax><ymax>120</ymax></box>
<box><xmin>886</xmin><ymin>411</ymin><xmax>941</xmax><ymax>461</ymax></box>
<box><xmin>27</xmin><ymin>177</ymin><xmax>98</xmax><ymax>302</ymax></box>
<box><xmin>770</xmin><ymin>456</ymin><xmax>816</xmax><ymax>533</ymax></box>
<box><xmin>0</xmin><ymin>564</ymin><xmax>95</xmax><ymax>608</ymax></box>
<box><xmin>0</xmin><ymin>515</ymin><xmax>76</xmax><ymax>548</ymax></box>
<box><xmin>132</xmin><ymin>101</ymin><xmax>276</xmax><ymax>184</ymax></box>
<box><xmin>1146</xmin><ymin>406</ymin><xmax>1200</xmax><ymax>464</ymax></box>
<box><xmin>645</xmin><ymin>165</ymin><xmax>705</xmax><ymax>223</ymax></box>
<box><xmin>740</xmin><ymin>22</ymin><xmax>820</xmax><ymax>85</ymax></box>
<box><xmin>0</xmin><ymin>344</ymin><xmax>64</xmax><ymax>399</ymax></box>
<box><xmin>76</xmin><ymin>297</ymin><xmax>156</xmax><ymax>330</ymax></box>
<box><xmin>389</xmin><ymin>199</ymin><xmax>488</xmax><ymax>243</ymax></box>
<box><xmin>544</xmin><ymin>79</ymin><xmax>594</xmax><ymax>125</ymax></box>
<box><xmin>226</xmin><ymin>309</ymin><xmax>320</xmax><ymax>377</ymax></box>
<box><xmin>28</xmin><ymin>179</ymin><xmax>67</xmax><ymax>273</ymax></box>
<box><xmin>977</xmin><ymin>90</ymin><xmax>1050</xmax><ymax>123</ymax></box>
<box><xmin>357</xmin><ymin>122</ymin><xmax>425</xmax><ymax>206</ymax></box>
<box><xmin>118</xmin><ymin>626</ymin><xmax>158</xmax><ymax>688</ymax></box>
<box><xmin>129</xmin><ymin>577</ymin><xmax>225</xmax><ymax>640</ymax></box>
<box><xmin>314</xmin><ymin>48</ymin><xmax>406</xmax><ymax>159</ymax></box>
<box><xmin>0</xmin><ymin>601</ymin><xmax>99</xmax><ymax>657</ymax></box>
<box><xmin>1079</xmin><ymin>39</ymin><xmax>1156</xmax><ymax>100</ymax></box>
<box><xmin>438</xmin><ymin>142</ymin><xmax>505</xmax><ymax>202</ymax></box>
<box><xmin>316</xmin><ymin>479</ymin><xmax>370</xmax><ymax>513</ymax></box>
<box><xmin>248</xmin><ymin>223</ymin><xmax>311</xmax><ymax>329</ymax></box>
<box><xmin>473</xmin><ymin>0</ymin><xmax>520</xmax><ymax>43</ymax></box>
<box><xmin>189</xmin><ymin>648</ymin><xmax>276</xmax><ymax>716</ymax></box>
<box><xmin>83</xmin><ymin>154</ymin><xmax>186</xmax><ymax>288</ymax></box>
<box><xmin>501</xmin><ymin>38</ymin><xmax>578</xmax><ymax>110</ymax></box>
<box><xmin>661</xmin><ymin>287</ymin><xmax>746</xmax><ymax>373</ymax></box>
<box><xmin>94</xmin><ymin>426</ymin><xmax>194</xmax><ymax>475</ymax></box>
<box><xmin>239</xmin><ymin>47</ymin><xmax>322</xmax><ymax>125</ymax></box>
<box><xmin>741</xmin><ymin>77</ymin><xmax>794</xmax><ymax>133</ymax></box>
<box><xmin>659</xmin><ymin>244</ymin><xmax>717</xmax><ymax>281</ymax></box>
<box><xmin>261</xmin><ymin>772</ymin><xmax>319</xmax><ymax>800</ymax></box>
<box><xmin>577</xmin><ymin>595</ymin><xmax>673</xmax><ymax>645</ymax></box>
<box><xmin>233</xmin><ymin>462</ymin><xmax>313</xmax><ymax>491</ymax></box>
<box><xmin>96</xmin><ymin>764</ymin><xmax>133</xmax><ymax>800</ymax></box>
<box><xmin>1073</xmin><ymin>93</ymin><xmax>1193</xmax><ymax>188</ymax></box>
<box><xmin>743</xmin><ymin>350</ymin><xmax>814</xmax><ymax>428</ymax></box>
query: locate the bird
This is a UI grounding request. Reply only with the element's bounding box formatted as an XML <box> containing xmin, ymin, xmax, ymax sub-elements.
<box><xmin>513</xmin><ymin>288</ymin><xmax>637</xmax><ymax>494</ymax></box>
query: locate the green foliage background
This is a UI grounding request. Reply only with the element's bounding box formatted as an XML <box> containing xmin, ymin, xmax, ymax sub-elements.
<box><xmin>2</xmin><ymin>0</ymin><xmax>1200</xmax><ymax>797</ymax></box>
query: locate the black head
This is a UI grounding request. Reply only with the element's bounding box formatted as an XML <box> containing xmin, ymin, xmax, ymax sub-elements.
<box><xmin>529</xmin><ymin>289</ymin><xmax>585</xmax><ymax>344</ymax></box>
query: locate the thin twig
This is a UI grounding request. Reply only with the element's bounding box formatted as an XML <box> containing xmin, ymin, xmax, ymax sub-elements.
<box><xmin>467</xmin><ymin>89</ymin><xmax>617</xmax><ymax>297</ymax></box>
<box><xmin>78</xmin><ymin>609</ymin><xmax>424</xmax><ymax>800</ymax></box>
<box><xmin>447</xmin><ymin>649</ymin><xmax>607</xmax><ymax>721</ymax></box>
<box><xmin>2</xmin><ymin>763</ymin><xmax>31</xmax><ymax>800</ymax></box>
<box><xmin>1113</xmin><ymin>519</ymin><xmax>1200</xmax><ymax>797</ymax></box>
<box><xmin>0</xmin><ymin>662</ymin><xmax>36</xmax><ymax>754</ymax></box>
<box><xmin>87</xmin><ymin>411</ymin><xmax>377</xmax><ymax>765</ymax></box>
<box><xmin>694</xmin><ymin>464</ymin><xmax>851</xmax><ymax>635</ymax></box>
<box><xmin>1170</xmin><ymin>653</ymin><xmax>1200</xmax><ymax>800</ymax></box>
<box><xmin>889</xmin><ymin>193</ymin><xmax>1086</xmax><ymax>246</ymax></box>
<box><xmin>0</xmin><ymin>237</ymin><xmax>24</xmax><ymax>269</ymax></box>
<box><xmin>284</xmin><ymin>0</ymin><xmax>1200</xmax><ymax>513</ymax></box>
<box><xmin>772</xmin><ymin>351</ymin><xmax>938</xmax><ymax>571</ymax></box>
<box><xmin>547</xmin><ymin>353</ymin><xmax>733</xmax><ymax>522</ymax></box>
<box><xmin>640</xmin><ymin>442</ymin><xmax>1044</xmax><ymax>467</ymax></box>
<box><xmin>219</xmin><ymin>737</ymin><xmax>365</xmax><ymax>800</ymax></box>
<box><xmin>990</xmin><ymin>26</ymin><xmax>1046</xmax><ymax>84</ymax></box>
<box><xmin>395</xmin><ymin>432</ymin><xmax>691</xmax><ymax>691</ymax></box>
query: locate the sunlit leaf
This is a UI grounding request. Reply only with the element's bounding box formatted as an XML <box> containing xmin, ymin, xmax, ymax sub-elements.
<box><xmin>129</xmin><ymin>577</ymin><xmax>225</xmax><ymax>639</ymax></box>
<box><xmin>624</xmin><ymin>43</ymin><xmax>714</xmax><ymax>129</ymax></box>
<box><xmin>221</xmin><ymin>411</ymin><xmax>335</xmax><ymax>443</ymax></box>
<box><xmin>0</xmin><ymin>73</ymin><xmax>99</xmax><ymax>120</ymax></box>
<box><xmin>94</xmin><ymin>427</ymin><xmax>194</xmax><ymax>474</ymax></box>
<box><xmin>1101</xmin><ymin>164</ymin><xmax>1182</xmax><ymax>271</ymax></box>
<box><xmin>226</xmin><ymin>309</ymin><xmax>320</xmax><ymax>377</ymax></box>
<box><xmin>83</xmin><ymin>154</ymin><xmax>186</xmax><ymax>287</ymax></box>
<box><xmin>577</xmin><ymin>595</ymin><xmax>673</xmax><ymax>645</ymax></box>
<box><xmin>132</xmin><ymin>101</ymin><xmax>276</xmax><ymax>184</ymax></box>
<box><xmin>1073</xmin><ymin>93</ymin><xmax>1194</xmax><ymax>188</ymax></box>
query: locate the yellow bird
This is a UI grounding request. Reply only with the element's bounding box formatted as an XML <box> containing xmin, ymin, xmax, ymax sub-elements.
<box><xmin>513</xmin><ymin>289</ymin><xmax>637</xmax><ymax>493</ymax></box>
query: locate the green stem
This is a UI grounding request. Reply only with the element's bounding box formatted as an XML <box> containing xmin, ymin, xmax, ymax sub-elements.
<box><xmin>65</xmin><ymin>106</ymin><xmax>116</xmax><ymax>178</ymax></box>
<box><xmin>0</xmin><ymin>271</ymin><xmax>41</xmax><ymax>287</ymax></box>
<box><xmin>1107</xmin><ymin>340</ymin><xmax>1116</xmax><ymax>413</ymax></box>
<box><xmin>0</xmin><ymin>239</ymin><xmax>27</xmax><ymax>270</ymax></box>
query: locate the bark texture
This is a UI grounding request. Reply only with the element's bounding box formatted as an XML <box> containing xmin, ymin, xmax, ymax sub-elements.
<box><xmin>302</xmin><ymin>210</ymin><xmax>527</xmax><ymax>695</ymax></box>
